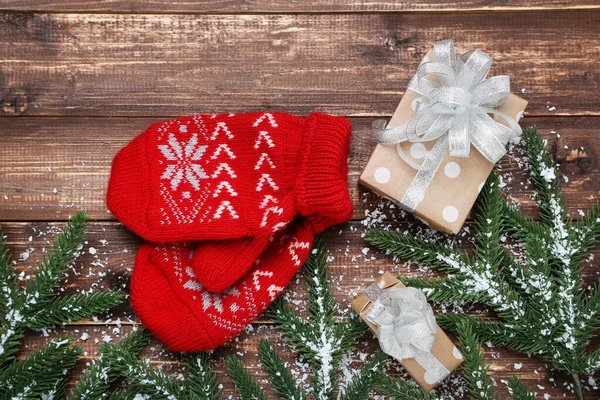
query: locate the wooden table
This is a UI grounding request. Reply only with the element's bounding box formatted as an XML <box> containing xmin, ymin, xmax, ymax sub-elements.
<box><xmin>1</xmin><ymin>1</ymin><xmax>599</xmax><ymax>398</ymax></box>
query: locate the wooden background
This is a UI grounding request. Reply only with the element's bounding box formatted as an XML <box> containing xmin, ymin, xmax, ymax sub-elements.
<box><xmin>1</xmin><ymin>1</ymin><xmax>600</xmax><ymax>398</ymax></box>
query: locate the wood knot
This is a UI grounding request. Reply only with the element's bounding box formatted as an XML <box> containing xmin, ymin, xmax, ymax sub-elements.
<box><xmin>378</xmin><ymin>33</ymin><xmax>414</xmax><ymax>51</ymax></box>
<box><xmin>2</xmin><ymin>88</ymin><xmax>29</xmax><ymax>116</ymax></box>
<box><xmin>557</xmin><ymin>147</ymin><xmax>592</xmax><ymax>175</ymax></box>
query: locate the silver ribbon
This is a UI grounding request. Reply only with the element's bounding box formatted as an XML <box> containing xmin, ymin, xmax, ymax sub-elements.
<box><xmin>365</xmin><ymin>283</ymin><xmax>450</xmax><ymax>383</ymax></box>
<box><xmin>373</xmin><ymin>39</ymin><xmax>522</xmax><ymax>211</ymax></box>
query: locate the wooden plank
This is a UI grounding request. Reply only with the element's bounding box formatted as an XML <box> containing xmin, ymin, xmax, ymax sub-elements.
<box><xmin>2</xmin><ymin>220</ymin><xmax>599</xmax><ymax>322</ymax></box>
<box><xmin>0</xmin><ymin>12</ymin><xmax>599</xmax><ymax>117</ymax></box>
<box><xmin>6</xmin><ymin>217</ymin><xmax>597</xmax><ymax>399</ymax></box>
<box><xmin>17</xmin><ymin>323</ymin><xmax>593</xmax><ymax>399</ymax></box>
<box><xmin>1</xmin><ymin>116</ymin><xmax>599</xmax><ymax>221</ymax></box>
<box><xmin>1</xmin><ymin>0</ymin><xmax>599</xmax><ymax>13</ymax></box>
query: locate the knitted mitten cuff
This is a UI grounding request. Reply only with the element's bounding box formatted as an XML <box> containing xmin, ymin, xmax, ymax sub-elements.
<box><xmin>296</xmin><ymin>112</ymin><xmax>353</xmax><ymax>233</ymax></box>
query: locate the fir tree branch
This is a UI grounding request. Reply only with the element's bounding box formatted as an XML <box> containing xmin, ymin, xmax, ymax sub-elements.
<box><xmin>579</xmin><ymin>280</ymin><xmax>600</xmax><ymax>348</ymax></box>
<box><xmin>506</xmin><ymin>376</ymin><xmax>538</xmax><ymax>399</ymax></box>
<box><xmin>226</xmin><ymin>355</ymin><xmax>267</xmax><ymax>400</ymax></box>
<box><xmin>473</xmin><ymin>175</ymin><xmax>507</xmax><ymax>271</ymax></box>
<box><xmin>0</xmin><ymin>230</ymin><xmax>17</xmax><ymax>324</ymax></box>
<box><xmin>374</xmin><ymin>374</ymin><xmax>440</xmax><ymax>400</ymax></box>
<box><xmin>0</xmin><ymin>213</ymin><xmax>91</xmax><ymax>367</ymax></box>
<box><xmin>479</xmin><ymin>175</ymin><xmax>546</xmax><ymax>304</ymax></box>
<box><xmin>302</xmin><ymin>237</ymin><xmax>354</xmax><ymax>400</ymax></box>
<box><xmin>522</xmin><ymin>126</ymin><xmax>568</xmax><ymax>228</ymax></box>
<box><xmin>0</xmin><ymin>326</ymin><xmax>23</xmax><ymax>368</ymax></box>
<box><xmin>21</xmin><ymin>211</ymin><xmax>89</xmax><ymax>315</ymax></box>
<box><xmin>267</xmin><ymin>299</ymin><xmax>317</xmax><ymax>361</ymax></box>
<box><xmin>0</xmin><ymin>335</ymin><xmax>81</xmax><ymax>399</ymax></box>
<box><xmin>268</xmin><ymin>239</ymin><xmax>377</xmax><ymax>400</ymax></box>
<box><xmin>523</xmin><ymin>127</ymin><xmax>584</xmax><ymax>297</ymax></box>
<box><xmin>118</xmin><ymin>357</ymin><xmax>185</xmax><ymax>399</ymax></box>
<box><xmin>66</xmin><ymin>328</ymin><xmax>150</xmax><ymax>400</ymax></box>
<box><xmin>337</xmin><ymin>313</ymin><xmax>369</xmax><ymax>355</ymax></box>
<box><xmin>26</xmin><ymin>291</ymin><xmax>125</xmax><ymax>330</ymax></box>
<box><xmin>0</xmin><ymin>212</ymin><xmax>122</xmax><ymax>371</ymax></box>
<box><xmin>524</xmin><ymin>128</ymin><xmax>590</xmax><ymax>377</ymax></box>
<box><xmin>502</xmin><ymin>200</ymin><xmax>546</xmax><ymax>240</ymax></box>
<box><xmin>259</xmin><ymin>339</ymin><xmax>307</xmax><ymax>400</ymax></box>
<box><xmin>438</xmin><ymin>313</ymin><xmax>551</xmax><ymax>358</ymax></box>
<box><xmin>305</xmin><ymin>237</ymin><xmax>337</xmax><ymax>327</ymax></box>
<box><xmin>573</xmin><ymin>203</ymin><xmax>600</xmax><ymax>264</ymax></box>
<box><xmin>369</xmin><ymin>227</ymin><xmax>525</xmax><ymax>320</ymax></box>
<box><xmin>107</xmin><ymin>388</ymin><xmax>141</xmax><ymax>400</ymax></box>
<box><xmin>365</xmin><ymin>229</ymin><xmax>470</xmax><ymax>275</ymax></box>
<box><xmin>339</xmin><ymin>350</ymin><xmax>388</xmax><ymax>400</ymax></box>
<box><xmin>585</xmin><ymin>346</ymin><xmax>600</xmax><ymax>376</ymax></box>
<box><xmin>403</xmin><ymin>276</ymin><xmax>488</xmax><ymax>305</ymax></box>
<box><xmin>437</xmin><ymin>314</ymin><xmax>510</xmax><ymax>345</ymax></box>
<box><xmin>457</xmin><ymin>321</ymin><xmax>498</xmax><ymax>400</ymax></box>
<box><xmin>186</xmin><ymin>353</ymin><xmax>222</xmax><ymax>400</ymax></box>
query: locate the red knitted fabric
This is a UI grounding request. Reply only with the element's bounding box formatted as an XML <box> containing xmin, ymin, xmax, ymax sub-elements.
<box><xmin>107</xmin><ymin>111</ymin><xmax>352</xmax><ymax>292</ymax></box>
<box><xmin>107</xmin><ymin>111</ymin><xmax>352</xmax><ymax>242</ymax></box>
<box><xmin>192</xmin><ymin>236</ymin><xmax>272</xmax><ymax>292</ymax></box>
<box><xmin>130</xmin><ymin>218</ymin><xmax>313</xmax><ymax>352</ymax></box>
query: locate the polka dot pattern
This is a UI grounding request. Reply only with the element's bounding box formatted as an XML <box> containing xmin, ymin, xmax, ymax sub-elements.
<box><xmin>374</xmin><ymin>167</ymin><xmax>390</xmax><ymax>184</ymax></box>
<box><xmin>424</xmin><ymin>371</ymin><xmax>438</xmax><ymax>385</ymax></box>
<box><xmin>443</xmin><ymin>206</ymin><xmax>459</xmax><ymax>223</ymax></box>
<box><xmin>444</xmin><ymin>162</ymin><xmax>461</xmax><ymax>178</ymax></box>
<box><xmin>453</xmin><ymin>346</ymin><xmax>463</xmax><ymax>360</ymax></box>
<box><xmin>410</xmin><ymin>143</ymin><xmax>427</xmax><ymax>159</ymax></box>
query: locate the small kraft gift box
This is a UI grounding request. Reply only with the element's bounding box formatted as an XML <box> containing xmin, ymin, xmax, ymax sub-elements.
<box><xmin>351</xmin><ymin>272</ymin><xmax>463</xmax><ymax>391</ymax></box>
<box><xmin>360</xmin><ymin>40</ymin><xmax>528</xmax><ymax>234</ymax></box>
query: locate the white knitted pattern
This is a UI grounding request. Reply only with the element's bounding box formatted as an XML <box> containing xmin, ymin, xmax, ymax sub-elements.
<box><xmin>157</xmin><ymin>113</ymin><xmax>288</xmax><ymax>228</ymax></box>
<box><xmin>158</xmin><ymin>118</ymin><xmax>214</xmax><ymax>225</ymax></box>
<box><xmin>157</xmin><ymin>115</ymin><xmax>242</xmax><ymax>225</ymax></box>
<box><xmin>253</xmin><ymin>113</ymin><xmax>284</xmax><ymax>232</ymax></box>
<box><xmin>158</xmin><ymin>230</ymin><xmax>310</xmax><ymax>333</ymax></box>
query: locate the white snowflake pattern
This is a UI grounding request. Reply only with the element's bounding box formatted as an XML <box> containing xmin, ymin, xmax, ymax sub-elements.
<box><xmin>159</xmin><ymin>133</ymin><xmax>208</xmax><ymax>191</ymax></box>
<box><xmin>183</xmin><ymin>267</ymin><xmax>241</xmax><ymax>313</ymax></box>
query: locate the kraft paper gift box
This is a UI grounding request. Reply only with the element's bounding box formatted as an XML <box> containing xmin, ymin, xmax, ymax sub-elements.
<box><xmin>359</xmin><ymin>43</ymin><xmax>528</xmax><ymax>234</ymax></box>
<box><xmin>351</xmin><ymin>272</ymin><xmax>463</xmax><ymax>392</ymax></box>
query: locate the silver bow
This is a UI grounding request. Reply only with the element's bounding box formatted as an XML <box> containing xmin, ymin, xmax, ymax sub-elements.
<box><xmin>373</xmin><ymin>39</ymin><xmax>522</xmax><ymax>211</ymax></box>
<box><xmin>365</xmin><ymin>283</ymin><xmax>450</xmax><ymax>384</ymax></box>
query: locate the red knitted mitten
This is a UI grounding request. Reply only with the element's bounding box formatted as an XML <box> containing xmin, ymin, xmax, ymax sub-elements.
<box><xmin>108</xmin><ymin>111</ymin><xmax>352</xmax><ymax>292</ymax></box>
<box><xmin>130</xmin><ymin>218</ymin><xmax>313</xmax><ymax>352</ymax></box>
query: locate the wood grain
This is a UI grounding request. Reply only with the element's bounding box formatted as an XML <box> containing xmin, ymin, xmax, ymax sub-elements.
<box><xmin>1</xmin><ymin>0</ymin><xmax>599</xmax><ymax>13</ymax></box>
<box><xmin>5</xmin><ymin>220</ymin><xmax>598</xmax><ymax>399</ymax></box>
<box><xmin>2</xmin><ymin>220</ymin><xmax>599</xmax><ymax>321</ymax></box>
<box><xmin>1</xmin><ymin>116</ymin><xmax>598</xmax><ymax>222</ymax></box>
<box><xmin>2</xmin><ymin>5</ymin><xmax>600</xmax><ymax>398</ymax></box>
<box><xmin>16</xmin><ymin>323</ymin><xmax>592</xmax><ymax>399</ymax></box>
<box><xmin>0</xmin><ymin>12</ymin><xmax>599</xmax><ymax>117</ymax></box>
